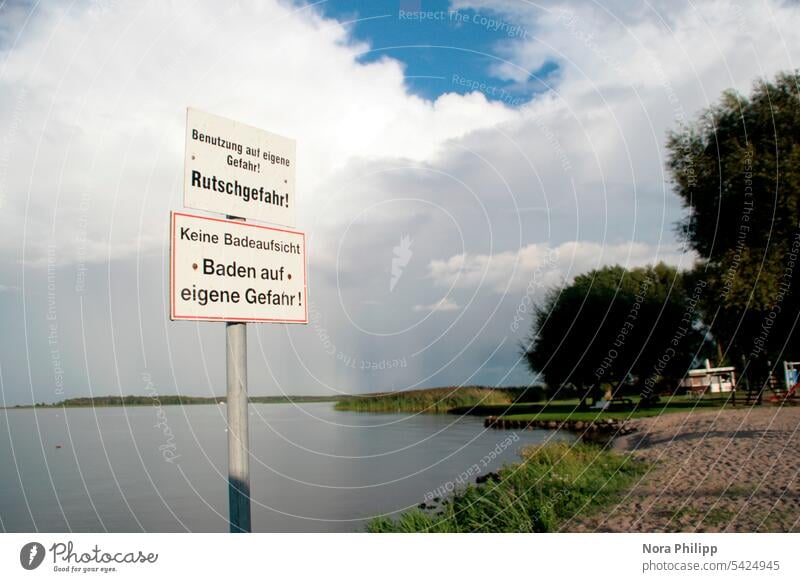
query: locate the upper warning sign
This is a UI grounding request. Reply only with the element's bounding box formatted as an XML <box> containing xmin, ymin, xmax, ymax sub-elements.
<box><xmin>184</xmin><ymin>108</ymin><xmax>296</xmax><ymax>227</ymax></box>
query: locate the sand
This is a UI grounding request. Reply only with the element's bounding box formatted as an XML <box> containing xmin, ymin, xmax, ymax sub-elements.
<box><xmin>566</xmin><ymin>406</ymin><xmax>800</xmax><ymax>532</ymax></box>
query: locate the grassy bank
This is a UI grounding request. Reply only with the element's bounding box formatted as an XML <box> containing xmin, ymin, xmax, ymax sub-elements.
<box><xmin>470</xmin><ymin>394</ymin><xmax>735</xmax><ymax>422</ymax></box>
<box><xmin>367</xmin><ymin>442</ymin><xmax>647</xmax><ymax>532</ymax></box>
<box><xmin>334</xmin><ymin>386</ymin><xmax>518</xmax><ymax>414</ymax></box>
<box><xmin>336</xmin><ymin>386</ymin><xmax>734</xmax><ymax>421</ymax></box>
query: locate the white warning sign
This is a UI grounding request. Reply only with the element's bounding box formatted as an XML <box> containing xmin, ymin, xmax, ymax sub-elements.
<box><xmin>184</xmin><ymin>108</ymin><xmax>296</xmax><ymax>227</ymax></box>
<box><xmin>170</xmin><ymin>212</ymin><xmax>307</xmax><ymax>323</ymax></box>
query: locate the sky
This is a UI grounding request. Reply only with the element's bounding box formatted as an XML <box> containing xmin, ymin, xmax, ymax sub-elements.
<box><xmin>0</xmin><ymin>0</ymin><xmax>797</xmax><ymax>405</ymax></box>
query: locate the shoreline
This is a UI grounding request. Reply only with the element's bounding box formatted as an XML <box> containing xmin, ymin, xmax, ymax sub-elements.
<box><xmin>1</xmin><ymin>396</ymin><xmax>340</xmax><ymax>410</ymax></box>
<box><xmin>367</xmin><ymin>405</ymin><xmax>799</xmax><ymax>532</ymax></box>
<box><xmin>568</xmin><ymin>406</ymin><xmax>800</xmax><ymax>532</ymax></box>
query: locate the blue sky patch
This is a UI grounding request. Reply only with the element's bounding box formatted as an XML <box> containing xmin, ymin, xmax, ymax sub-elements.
<box><xmin>316</xmin><ymin>0</ymin><xmax>557</xmax><ymax>104</ymax></box>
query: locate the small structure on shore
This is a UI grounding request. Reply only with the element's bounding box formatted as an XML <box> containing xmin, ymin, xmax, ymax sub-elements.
<box><xmin>680</xmin><ymin>359</ymin><xmax>736</xmax><ymax>396</ymax></box>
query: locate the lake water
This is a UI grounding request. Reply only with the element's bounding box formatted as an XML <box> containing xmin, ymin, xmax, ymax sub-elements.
<box><xmin>0</xmin><ymin>403</ymin><xmax>572</xmax><ymax>532</ymax></box>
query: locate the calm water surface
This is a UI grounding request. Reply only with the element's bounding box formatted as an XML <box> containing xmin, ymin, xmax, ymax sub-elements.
<box><xmin>0</xmin><ymin>403</ymin><xmax>572</xmax><ymax>532</ymax></box>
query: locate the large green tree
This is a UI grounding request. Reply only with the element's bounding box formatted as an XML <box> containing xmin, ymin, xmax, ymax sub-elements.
<box><xmin>525</xmin><ymin>263</ymin><xmax>707</xmax><ymax>407</ymax></box>
<box><xmin>667</xmin><ymin>72</ymin><xmax>800</xmax><ymax>375</ymax></box>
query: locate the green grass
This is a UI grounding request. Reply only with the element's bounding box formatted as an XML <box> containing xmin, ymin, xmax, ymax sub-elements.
<box><xmin>334</xmin><ymin>386</ymin><xmax>516</xmax><ymax>414</ymax></box>
<box><xmin>335</xmin><ymin>387</ymin><xmax>736</xmax><ymax>421</ymax></box>
<box><xmin>367</xmin><ymin>442</ymin><xmax>647</xmax><ymax>532</ymax></box>
<box><xmin>468</xmin><ymin>394</ymin><xmax>736</xmax><ymax>422</ymax></box>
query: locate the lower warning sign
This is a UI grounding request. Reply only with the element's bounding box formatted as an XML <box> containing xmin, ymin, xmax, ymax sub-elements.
<box><xmin>170</xmin><ymin>212</ymin><xmax>308</xmax><ymax>323</ymax></box>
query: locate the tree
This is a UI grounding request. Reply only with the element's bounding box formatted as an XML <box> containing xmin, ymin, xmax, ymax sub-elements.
<box><xmin>667</xmin><ymin>72</ymin><xmax>800</xmax><ymax>384</ymax></box>
<box><xmin>525</xmin><ymin>263</ymin><xmax>707</xmax><ymax>407</ymax></box>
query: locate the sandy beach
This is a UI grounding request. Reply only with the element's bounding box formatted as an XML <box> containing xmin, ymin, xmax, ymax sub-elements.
<box><xmin>567</xmin><ymin>406</ymin><xmax>800</xmax><ymax>532</ymax></box>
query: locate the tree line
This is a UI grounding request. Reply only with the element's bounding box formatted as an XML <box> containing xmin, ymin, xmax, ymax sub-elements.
<box><xmin>525</xmin><ymin>72</ymin><xmax>800</xmax><ymax>407</ymax></box>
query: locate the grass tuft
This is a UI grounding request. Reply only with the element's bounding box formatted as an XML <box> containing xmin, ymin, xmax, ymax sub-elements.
<box><xmin>367</xmin><ymin>442</ymin><xmax>647</xmax><ymax>532</ymax></box>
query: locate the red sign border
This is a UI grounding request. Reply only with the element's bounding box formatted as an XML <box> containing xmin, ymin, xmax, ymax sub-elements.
<box><xmin>170</xmin><ymin>211</ymin><xmax>308</xmax><ymax>324</ymax></box>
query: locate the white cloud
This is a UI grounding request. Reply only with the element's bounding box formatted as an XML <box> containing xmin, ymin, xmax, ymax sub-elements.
<box><xmin>428</xmin><ymin>240</ymin><xmax>695</xmax><ymax>294</ymax></box>
<box><xmin>413</xmin><ymin>297</ymin><xmax>461</xmax><ymax>312</ymax></box>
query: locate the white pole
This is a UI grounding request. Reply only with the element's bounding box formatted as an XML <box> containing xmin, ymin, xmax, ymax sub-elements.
<box><xmin>226</xmin><ymin>216</ymin><xmax>251</xmax><ymax>533</ymax></box>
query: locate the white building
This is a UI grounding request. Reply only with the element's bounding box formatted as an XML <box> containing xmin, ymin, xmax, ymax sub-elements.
<box><xmin>680</xmin><ymin>359</ymin><xmax>736</xmax><ymax>395</ymax></box>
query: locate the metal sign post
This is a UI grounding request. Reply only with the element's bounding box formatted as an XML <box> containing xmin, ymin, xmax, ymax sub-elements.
<box><xmin>226</xmin><ymin>319</ymin><xmax>250</xmax><ymax>532</ymax></box>
<box><xmin>226</xmin><ymin>216</ymin><xmax>250</xmax><ymax>533</ymax></box>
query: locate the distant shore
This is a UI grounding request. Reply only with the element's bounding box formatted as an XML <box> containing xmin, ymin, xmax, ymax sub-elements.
<box><xmin>3</xmin><ymin>394</ymin><xmax>340</xmax><ymax>409</ymax></box>
<box><xmin>4</xmin><ymin>386</ymin><xmax>530</xmax><ymax>411</ymax></box>
<box><xmin>7</xmin><ymin>387</ymin><xmax>735</xmax><ymax>427</ymax></box>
